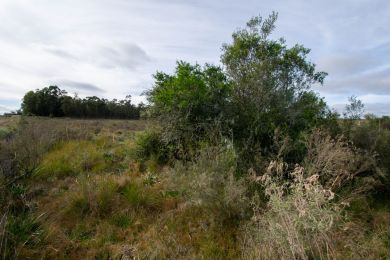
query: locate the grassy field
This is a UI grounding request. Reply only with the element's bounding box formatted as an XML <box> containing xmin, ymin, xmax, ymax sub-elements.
<box><xmin>0</xmin><ymin>116</ymin><xmax>389</xmax><ymax>259</ymax></box>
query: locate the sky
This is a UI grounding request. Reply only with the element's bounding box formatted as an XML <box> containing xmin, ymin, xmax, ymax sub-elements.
<box><xmin>0</xmin><ymin>0</ymin><xmax>389</xmax><ymax>115</ymax></box>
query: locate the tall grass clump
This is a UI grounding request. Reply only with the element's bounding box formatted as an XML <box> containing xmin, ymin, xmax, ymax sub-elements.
<box><xmin>167</xmin><ymin>144</ymin><xmax>250</xmax><ymax>221</ymax></box>
<box><xmin>136</xmin><ymin>144</ymin><xmax>250</xmax><ymax>259</ymax></box>
<box><xmin>66</xmin><ymin>176</ymin><xmax>120</xmax><ymax>218</ymax></box>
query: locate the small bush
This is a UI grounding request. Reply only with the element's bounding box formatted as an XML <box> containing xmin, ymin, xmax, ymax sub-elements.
<box><xmin>304</xmin><ymin>129</ymin><xmax>381</xmax><ymax>197</ymax></box>
<box><xmin>242</xmin><ymin>161</ymin><xmax>343</xmax><ymax>259</ymax></box>
<box><xmin>135</xmin><ymin>130</ymin><xmax>170</xmax><ymax>165</ymax></box>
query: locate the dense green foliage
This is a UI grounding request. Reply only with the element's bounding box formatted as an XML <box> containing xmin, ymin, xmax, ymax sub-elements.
<box><xmin>148</xmin><ymin>62</ymin><xmax>231</xmax><ymax>120</ymax></box>
<box><xmin>221</xmin><ymin>12</ymin><xmax>336</xmax><ymax>165</ymax></box>
<box><xmin>145</xmin><ymin>62</ymin><xmax>232</xmax><ymax>161</ymax></box>
<box><xmin>146</xmin><ymin>13</ymin><xmax>337</xmax><ymax>167</ymax></box>
<box><xmin>22</xmin><ymin>85</ymin><xmax>143</xmax><ymax>119</ymax></box>
<box><xmin>222</xmin><ymin>13</ymin><xmax>328</xmax><ymax>134</ymax></box>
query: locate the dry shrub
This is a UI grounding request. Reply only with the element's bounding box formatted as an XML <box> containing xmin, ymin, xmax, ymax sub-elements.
<box><xmin>241</xmin><ymin>130</ymin><xmax>384</xmax><ymax>259</ymax></box>
<box><xmin>304</xmin><ymin>129</ymin><xmax>381</xmax><ymax>197</ymax></box>
<box><xmin>243</xmin><ymin>161</ymin><xmax>343</xmax><ymax>260</ymax></box>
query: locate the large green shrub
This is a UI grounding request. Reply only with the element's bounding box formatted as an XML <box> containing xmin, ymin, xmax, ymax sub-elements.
<box><xmin>145</xmin><ymin>13</ymin><xmax>337</xmax><ymax>168</ymax></box>
<box><xmin>147</xmin><ymin>62</ymin><xmax>232</xmax><ymax>122</ymax></box>
<box><xmin>221</xmin><ymin>12</ymin><xmax>335</xmax><ymax>165</ymax></box>
<box><xmin>145</xmin><ymin>62</ymin><xmax>232</xmax><ymax>162</ymax></box>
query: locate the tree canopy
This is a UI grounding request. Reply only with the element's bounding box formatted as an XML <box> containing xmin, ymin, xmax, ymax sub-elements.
<box><xmin>146</xmin><ymin>13</ymin><xmax>337</xmax><ymax>166</ymax></box>
<box><xmin>148</xmin><ymin>62</ymin><xmax>231</xmax><ymax>119</ymax></box>
<box><xmin>22</xmin><ymin>86</ymin><xmax>142</xmax><ymax>119</ymax></box>
<box><xmin>221</xmin><ymin>12</ymin><xmax>332</xmax><ymax>159</ymax></box>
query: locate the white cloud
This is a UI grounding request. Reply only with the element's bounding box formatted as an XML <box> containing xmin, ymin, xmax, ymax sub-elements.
<box><xmin>0</xmin><ymin>0</ymin><xmax>389</xmax><ymax>115</ymax></box>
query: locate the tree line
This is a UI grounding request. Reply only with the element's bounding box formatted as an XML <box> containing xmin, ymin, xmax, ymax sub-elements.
<box><xmin>21</xmin><ymin>86</ymin><xmax>143</xmax><ymax>119</ymax></box>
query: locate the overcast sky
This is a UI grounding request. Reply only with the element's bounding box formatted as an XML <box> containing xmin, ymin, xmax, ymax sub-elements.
<box><xmin>0</xmin><ymin>0</ymin><xmax>389</xmax><ymax>115</ymax></box>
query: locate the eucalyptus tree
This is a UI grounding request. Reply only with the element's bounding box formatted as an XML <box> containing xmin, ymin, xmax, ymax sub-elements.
<box><xmin>221</xmin><ymin>12</ymin><xmax>331</xmax><ymax>163</ymax></box>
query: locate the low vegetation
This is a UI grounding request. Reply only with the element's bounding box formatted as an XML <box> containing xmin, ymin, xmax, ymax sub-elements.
<box><xmin>0</xmin><ymin>115</ymin><xmax>389</xmax><ymax>259</ymax></box>
<box><xmin>0</xmin><ymin>12</ymin><xmax>389</xmax><ymax>259</ymax></box>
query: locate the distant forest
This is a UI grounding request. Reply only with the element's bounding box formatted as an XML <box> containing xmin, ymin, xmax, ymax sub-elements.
<box><xmin>21</xmin><ymin>86</ymin><xmax>143</xmax><ymax>119</ymax></box>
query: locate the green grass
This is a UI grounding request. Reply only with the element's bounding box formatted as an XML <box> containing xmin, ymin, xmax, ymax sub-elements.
<box><xmin>119</xmin><ymin>180</ymin><xmax>164</xmax><ymax>211</ymax></box>
<box><xmin>110</xmin><ymin>213</ymin><xmax>133</xmax><ymax>228</ymax></box>
<box><xmin>36</xmin><ymin>137</ymin><xmax>130</xmax><ymax>179</ymax></box>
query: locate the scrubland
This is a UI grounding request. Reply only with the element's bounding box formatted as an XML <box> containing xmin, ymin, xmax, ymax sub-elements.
<box><xmin>0</xmin><ymin>116</ymin><xmax>389</xmax><ymax>259</ymax></box>
<box><xmin>2</xmin><ymin>13</ymin><xmax>390</xmax><ymax>260</ymax></box>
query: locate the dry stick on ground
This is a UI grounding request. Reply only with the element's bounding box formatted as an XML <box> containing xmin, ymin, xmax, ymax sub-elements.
<box><xmin>0</xmin><ymin>212</ymin><xmax>8</xmax><ymax>260</ymax></box>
